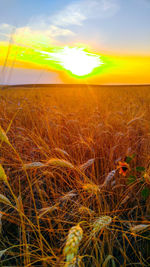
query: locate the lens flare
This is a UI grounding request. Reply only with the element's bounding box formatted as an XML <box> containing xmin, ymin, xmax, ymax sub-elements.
<box><xmin>39</xmin><ymin>46</ymin><xmax>103</xmax><ymax>76</ymax></box>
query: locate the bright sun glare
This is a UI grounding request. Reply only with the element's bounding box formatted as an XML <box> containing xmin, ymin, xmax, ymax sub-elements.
<box><xmin>55</xmin><ymin>47</ymin><xmax>103</xmax><ymax>76</ymax></box>
<box><xmin>40</xmin><ymin>46</ymin><xmax>103</xmax><ymax>76</ymax></box>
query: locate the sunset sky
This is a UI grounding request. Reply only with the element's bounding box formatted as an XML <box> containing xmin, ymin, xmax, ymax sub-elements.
<box><xmin>0</xmin><ymin>0</ymin><xmax>150</xmax><ymax>84</ymax></box>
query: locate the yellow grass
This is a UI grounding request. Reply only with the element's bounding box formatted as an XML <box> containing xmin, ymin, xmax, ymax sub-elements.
<box><xmin>0</xmin><ymin>84</ymin><xmax>150</xmax><ymax>266</ymax></box>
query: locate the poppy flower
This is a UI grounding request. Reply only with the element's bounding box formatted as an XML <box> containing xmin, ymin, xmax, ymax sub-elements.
<box><xmin>117</xmin><ymin>161</ymin><xmax>130</xmax><ymax>176</ymax></box>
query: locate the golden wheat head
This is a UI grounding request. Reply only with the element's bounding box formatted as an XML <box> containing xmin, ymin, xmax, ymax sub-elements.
<box><xmin>63</xmin><ymin>224</ymin><xmax>83</xmax><ymax>263</ymax></box>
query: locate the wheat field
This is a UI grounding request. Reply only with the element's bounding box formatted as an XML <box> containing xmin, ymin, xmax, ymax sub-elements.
<box><xmin>0</xmin><ymin>84</ymin><xmax>150</xmax><ymax>266</ymax></box>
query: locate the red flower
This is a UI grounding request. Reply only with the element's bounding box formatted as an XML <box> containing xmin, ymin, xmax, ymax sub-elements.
<box><xmin>117</xmin><ymin>161</ymin><xmax>130</xmax><ymax>176</ymax></box>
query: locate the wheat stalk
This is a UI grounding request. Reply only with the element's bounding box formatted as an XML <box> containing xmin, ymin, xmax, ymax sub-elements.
<box><xmin>130</xmin><ymin>224</ymin><xmax>149</xmax><ymax>233</ymax></box>
<box><xmin>0</xmin><ymin>164</ymin><xmax>8</xmax><ymax>184</ymax></box>
<box><xmin>63</xmin><ymin>224</ymin><xmax>83</xmax><ymax>263</ymax></box>
<box><xmin>46</xmin><ymin>158</ymin><xmax>75</xmax><ymax>169</ymax></box>
<box><xmin>0</xmin><ymin>125</ymin><xmax>10</xmax><ymax>145</ymax></box>
<box><xmin>92</xmin><ymin>216</ymin><xmax>112</xmax><ymax>235</ymax></box>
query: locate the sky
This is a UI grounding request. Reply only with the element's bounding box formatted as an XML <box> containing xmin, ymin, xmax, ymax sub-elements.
<box><xmin>0</xmin><ymin>0</ymin><xmax>150</xmax><ymax>84</ymax></box>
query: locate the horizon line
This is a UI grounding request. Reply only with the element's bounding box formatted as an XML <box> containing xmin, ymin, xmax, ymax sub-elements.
<box><xmin>1</xmin><ymin>83</ymin><xmax>150</xmax><ymax>88</ymax></box>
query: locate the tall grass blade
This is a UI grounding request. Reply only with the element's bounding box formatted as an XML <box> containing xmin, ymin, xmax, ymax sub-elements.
<box><xmin>38</xmin><ymin>205</ymin><xmax>58</xmax><ymax>218</ymax></box>
<box><xmin>102</xmin><ymin>255</ymin><xmax>117</xmax><ymax>267</ymax></box>
<box><xmin>0</xmin><ymin>126</ymin><xmax>10</xmax><ymax>145</ymax></box>
<box><xmin>0</xmin><ymin>249</ymin><xmax>7</xmax><ymax>259</ymax></box>
<box><xmin>0</xmin><ymin>164</ymin><xmax>8</xmax><ymax>184</ymax></box>
<box><xmin>0</xmin><ymin>212</ymin><xmax>2</xmax><ymax>234</ymax></box>
<box><xmin>0</xmin><ymin>194</ymin><xmax>12</xmax><ymax>206</ymax></box>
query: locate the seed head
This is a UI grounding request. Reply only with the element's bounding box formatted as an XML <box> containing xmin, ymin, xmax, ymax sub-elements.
<box><xmin>92</xmin><ymin>216</ymin><xmax>112</xmax><ymax>235</ymax></box>
<box><xmin>64</xmin><ymin>224</ymin><xmax>83</xmax><ymax>263</ymax></box>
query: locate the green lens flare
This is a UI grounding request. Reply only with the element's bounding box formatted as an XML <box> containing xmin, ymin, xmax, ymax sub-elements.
<box><xmin>36</xmin><ymin>46</ymin><xmax>103</xmax><ymax>77</ymax></box>
<box><xmin>0</xmin><ymin>42</ymin><xmax>116</xmax><ymax>81</ymax></box>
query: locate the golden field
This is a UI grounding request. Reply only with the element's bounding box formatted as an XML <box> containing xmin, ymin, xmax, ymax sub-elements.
<box><xmin>0</xmin><ymin>84</ymin><xmax>150</xmax><ymax>266</ymax></box>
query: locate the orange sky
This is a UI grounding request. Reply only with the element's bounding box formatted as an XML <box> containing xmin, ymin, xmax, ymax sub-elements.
<box><xmin>0</xmin><ymin>42</ymin><xmax>150</xmax><ymax>85</ymax></box>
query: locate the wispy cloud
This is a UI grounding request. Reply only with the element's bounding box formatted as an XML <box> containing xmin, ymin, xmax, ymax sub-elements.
<box><xmin>51</xmin><ymin>0</ymin><xmax>119</xmax><ymax>26</ymax></box>
<box><xmin>0</xmin><ymin>23</ymin><xmax>12</xmax><ymax>32</ymax></box>
<box><xmin>0</xmin><ymin>22</ymin><xmax>75</xmax><ymax>48</ymax></box>
<box><xmin>0</xmin><ymin>0</ymin><xmax>119</xmax><ymax>48</ymax></box>
<box><xmin>14</xmin><ymin>25</ymin><xmax>74</xmax><ymax>45</ymax></box>
<box><xmin>0</xmin><ymin>23</ymin><xmax>15</xmax><ymax>41</ymax></box>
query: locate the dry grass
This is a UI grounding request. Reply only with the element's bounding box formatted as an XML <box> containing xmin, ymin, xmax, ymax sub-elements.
<box><xmin>0</xmin><ymin>84</ymin><xmax>150</xmax><ymax>266</ymax></box>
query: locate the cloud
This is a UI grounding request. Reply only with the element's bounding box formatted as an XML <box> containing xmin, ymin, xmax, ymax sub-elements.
<box><xmin>47</xmin><ymin>25</ymin><xmax>75</xmax><ymax>37</ymax></box>
<box><xmin>0</xmin><ymin>23</ymin><xmax>15</xmax><ymax>41</ymax></box>
<box><xmin>13</xmin><ymin>25</ymin><xmax>74</xmax><ymax>45</ymax></box>
<box><xmin>51</xmin><ymin>0</ymin><xmax>119</xmax><ymax>26</ymax></box>
<box><xmin>0</xmin><ymin>22</ymin><xmax>75</xmax><ymax>48</ymax></box>
<box><xmin>0</xmin><ymin>0</ymin><xmax>119</xmax><ymax>49</ymax></box>
<box><xmin>0</xmin><ymin>23</ymin><xmax>12</xmax><ymax>32</ymax></box>
<box><xmin>13</xmin><ymin>26</ymin><xmax>52</xmax><ymax>47</ymax></box>
<box><xmin>51</xmin><ymin>6</ymin><xmax>86</xmax><ymax>26</ymax></box>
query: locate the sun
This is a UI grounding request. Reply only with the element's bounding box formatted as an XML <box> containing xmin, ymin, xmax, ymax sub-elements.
<box><xmin>43</xmin><ymin>46</ymin><xmax>103</xmax><ymax>76</ymax></box>
<box><xmin>56</xmin><ymin>46</ymin><xmax>103</xmax><ymax>76</ymax></box>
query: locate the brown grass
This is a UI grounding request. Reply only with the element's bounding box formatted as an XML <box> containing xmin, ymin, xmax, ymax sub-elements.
<box><xmin>0</xmin><ymin>84</ymin><xmax>150</xmax><ymax>266</ymax></box>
